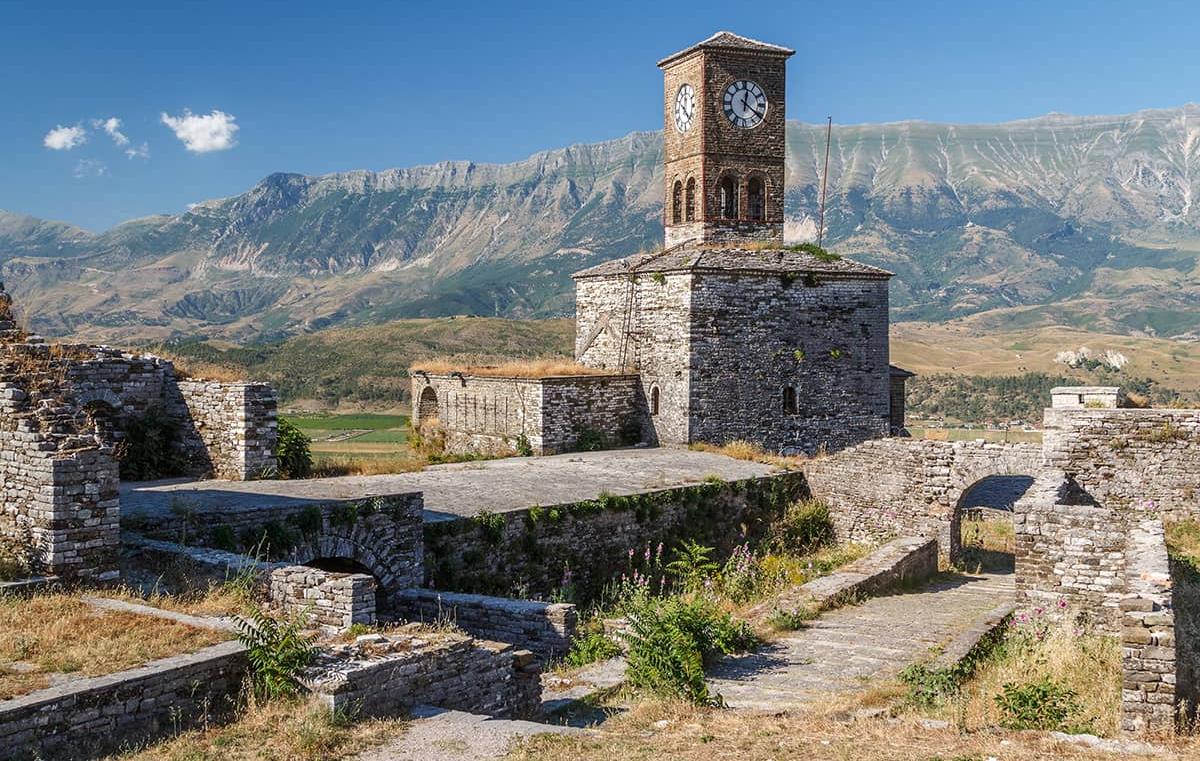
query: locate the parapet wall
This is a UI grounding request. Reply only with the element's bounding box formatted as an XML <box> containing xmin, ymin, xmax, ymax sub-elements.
<box><xmin>1120</xmin><ymin>519</ymin><xmax>1177</xmax><ymax>734</ymax></box>
<box><xmin>172</xmin><ymin>380</ymin><xmax>278</xmax><ymax>479</ymax></box>
<box><xmin>411</xmin><ymin>372</ymin><xmax>643</xmax><ymax>456</ymax></box>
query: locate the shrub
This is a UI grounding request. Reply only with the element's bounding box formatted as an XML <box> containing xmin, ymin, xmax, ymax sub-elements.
<box><xmin>564</xmin><ymin>627</ymin><xmax>622</xmax><ymax>668</ymax></box>
<box><xmin>0</xmin><ymin>535</ymin><xmax>29</xmax><ymax>581</ymax></box>
<box><xmin>276</xmin><ymin>417</ymin><xmax>313</xmax><ymax>478</ymax></box>
<box><xmin>899</xmin><ymin>662</ymin><xmax>963</xmax><ymax>708</ymax></box>
<box><xmin>994</xmin><ymin>676</ymin><xmax>1083</xmax><ymax>731</ymax></box>
<box><xmin>769</xmin><ymin>499</ymin><xmax>836</xmax><ymax>554</ymax></box>
<box><xmin>235</xmin><ymin>607</ymin><xmax>316</xmax><ymax>700</ymax></box>
<box><xmin>118</xmin><ymin>406</ymin><xmax>186</xmax><ymax>481</ymax></box>
<box><xmin>766</xmin><ymin>604</ymin><xmax>818</xmax><ymax>631</ymax></box>
<box><xmin>785</xmin><ymin>242</ymin><xmax>841</xmax><ymax>262</ymax></box>
<box><xmin>619</xmin><ymin>595</ymin><xmax>754</xmax><ymax>706</ymax></box>
<box><xmin>575</xmin><ymin>428</ymin><xmax>607</xmax><ymax>452</ymax></box>
<box><xmin>473</xmin><ymin>510</ymin><xmax>506</xmax><ymax>545</ymax></box>
<box><xmin>515</xmin><ymin>433</ymin><xmax>534</xmax><ymax>457</ymax></box>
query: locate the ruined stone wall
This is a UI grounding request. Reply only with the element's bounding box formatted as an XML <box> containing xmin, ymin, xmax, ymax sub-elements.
<box><xmin>304</xmin><ymin>631</ymin><xmax>541</xmax><ymax>720</ymax></box>
<box><xmin>424</xmin><ymin>472</ymin><xmax>807</xmax><ymax>602</ymax></box>
<box><xmin>171</xmin><ymin>380</ymin><xmax>278</xmax><ymax>480</ymax></box>
<box><xmin>1120</xmin><ymin>519</ymin><xmax>1177</xmax><ymax>734</ymax></box>
<box><xmin>0</xmin><ymin>641</ymin><xmax>246</xmax><ymax>761</ymax></box>
<box><xmin>133</xmin><ymin>493</ymin><xmax>425</xmax><ymax>606</ymax></box>
<box><xmin>575</xmin><ymin>273</ymin><xmax>693</xmax><ymax>445</ymax></box>
<box><xmin>1043</xmin><ymin>408</ymin><xmax>1200</xmax><ymax>522</ymax></box>
<box><xmin>411</xmin><ymin>373</ymin><xmax>643</xmax><ymax>456</ymax></box>
<box><xmin>804</xmin><ymin>438</ymin><xmax>1043</xmax><ymax>558</ymax></box>
<box><xmin>1170</xmin><ymin>555</ymin><xmax>1200</xmax><ymax>730</ymax></box>
<box><xmin>270</xmin><ymin>565</ymin><xmax>376</xmax><ymax>632</ymax></box>
<box><xmin>688</xmin><ymin>272</ymin><xmax>891</xmax><ymax>454</ymax></box>
<box><xmin>395</xmin><ymin>589</ymin><xmax>576</xmax><ymax>659</ymax></box>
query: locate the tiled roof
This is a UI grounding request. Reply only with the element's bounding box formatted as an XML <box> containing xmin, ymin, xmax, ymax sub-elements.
<box><xmin>658</xmin><ymin>31</ymin><xmax>796</xmax><ymax>67</ymax></box>
<box><xmin>573</xmin><ymin>242</ymin><xmax>893</xmax><ymax>280</ymax></box>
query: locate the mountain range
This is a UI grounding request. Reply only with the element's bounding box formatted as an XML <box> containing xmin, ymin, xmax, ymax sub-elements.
<box><xmin>5</xmin><ymin>104</ymin><xmax>1200</xmax><ymax>343</ymax></box>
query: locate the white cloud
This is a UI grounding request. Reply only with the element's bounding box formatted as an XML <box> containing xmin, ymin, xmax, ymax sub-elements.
<box><xmin>92</xmin><ymin>117</ymin><xmax>130</xmax><ymax>146</ymax></box>
<box><xmin>43</xmin><ymin>124</ymin><xmax>88</xmax><ymax>150</ymax></box>
<box><xmin>125</xmin><ymin>142</ymin><xmax>150</xmax><ymax>160</ymax></box>
<box><xmin>72</xmin><ymin>159</ymin><xmax>107</xmax><ymax>178</ymax></box>
<box><xmin>160</xmin><ymin>109</ymin><xmax>239</xmax><ymax>152</ymax></box>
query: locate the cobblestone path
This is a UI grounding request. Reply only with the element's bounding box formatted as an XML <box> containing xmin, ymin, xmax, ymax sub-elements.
<box><xmin>707</xmin><ymin>571</ymin><xmax>1015</xmax><ymax>709</ymax></box>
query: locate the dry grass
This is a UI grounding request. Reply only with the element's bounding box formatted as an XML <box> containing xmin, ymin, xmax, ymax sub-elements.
<box><xmin>689</xmin><ymin>440</ymin><xmax>802</xmax><ymax>469</ymax></box>
<box><xmin>909</xmin><ymin>617</ymin><xmax>1122</xmax><ymax>737</ymax></box>
<box><xmin>508</xmin><ymin>697</ymin><xmax>1190</xmax><ymax>761</ymax></box>
<box><xmin>0</xmin><ymin>593</ymin><xmax>230</xmax><ymax>700</ymax></box>
<box><xmin>311</xmin><ymin>453</ymin><xmax>429</xmax><ymax>477</ymax></box>
<box><xmin>1166</xmin><ymin>519</ymin><xmax>1200</xmax><ymax>566</ymax></box>
<box><xmin>113</xmin><ymin>695</ymin><xmax>408</xmax><ymax>760</ymax></box>
<box><xmin>411</xmin><ymin>356</ymin><xmax>613</xmax><ymax>378</ymax></box>
<box><xmin>161</xmin><ymin>356</ymin><xmax>247</xmax><ymax>383</ymax></box>
<box><xmin>105</xmin><ymin>578</ymin><xmax>261</xmax><ymax>618</ymax></box>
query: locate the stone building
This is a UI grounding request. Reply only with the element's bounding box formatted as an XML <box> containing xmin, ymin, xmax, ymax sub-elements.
<box><xmin>0</xmin><ymin>284</ymin><xmax>278</xmax><ymax>581</ymax></box>
<box><xmin>413</xmin><ymin>31</ymin><xmax>904</xmax><ymax>456</ymax></box>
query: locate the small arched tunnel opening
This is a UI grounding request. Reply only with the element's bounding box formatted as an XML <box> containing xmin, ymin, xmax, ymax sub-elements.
<box><xmin>304</xmin><ymin>556</ymin><xmax>390</xmax><ymax>619</ymax></box>
<box><xmin>416</xmin><ymin>386</ymin><xmax>440</xmax><ymax>428</ymax></box>
<box><xmin>953</xmin><ymin>475</ymin><xmax>1034</xmax><ymax>574</ymax></box>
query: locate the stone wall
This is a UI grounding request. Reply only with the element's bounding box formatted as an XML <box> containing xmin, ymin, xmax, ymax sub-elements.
<box><xmin>424</xmin><ymin>472</ymin><xmax>808</xmax><ymax>603</ymax></box>
<box><xmin>172</xmin><ymin>381</ymin><xmax>278</xmax><ymax>480</ymax></box>
<box><xmin>1014</xmin><ymin>473</ymin><xmax>1127</xmax><ymax>630</ymax></box>
<box><xmin>133</xmin><ymin>493</ymin><xmax>425</xmax><ymax>608</ymax></box>
<box><xmin>270</xmin><ymin>565</ymin><xmax>376</xmax><ymax>632</ymax></box>
<box><xmin>0</xmin><ymin>641</ymin><xmax>246</xmax><ymax>761</ymax></box>
<box><xmin>395</xmin><ymin>589</ymin><xmax>576</xmax><ymax>659</ymax></box>
<box><xmin>1120</xmin><ymin>519</ymin><xmax>1177</xmax><ymax>734</ymax></box>
<box><xmin>1043</xmin><ymin>408</ymin><xmax>1200</xmax><ymax>522</ymax></box>
<box><xmin>303</xmin><ymin>630</ymin><xmax>541</xmax><ymax>720</ymax></box>
<box><xmin>804</xmin><ymin>438</ymin><xmax>1042</xmax><ymax>559</ymax></box>
<box><xmin>411</xmin><ymin>372</ymin><xmax>643</xmax><ymax>456</ymax></box>
<box><xmin>1170</xmin><ymin>555</ymin><xmax>1200</xmax><ymax>730</ymax></box>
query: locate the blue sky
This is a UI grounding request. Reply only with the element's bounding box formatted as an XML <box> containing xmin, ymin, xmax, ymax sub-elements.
<box><xmin>4</xmin><ymin>0</ymin><xmax>1200</xmax><ymax>231</ymax></box>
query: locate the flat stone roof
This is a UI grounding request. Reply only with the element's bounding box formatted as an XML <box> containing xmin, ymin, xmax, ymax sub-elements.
<box><xmin>120</xmin><ymin>448</ymin><xmax>781</xmax><ymax>524</ymax></box>
<box><xmin>573</xmin><ymin>243</ymin><xmax>892</xmax><ymax>280</ymax></box>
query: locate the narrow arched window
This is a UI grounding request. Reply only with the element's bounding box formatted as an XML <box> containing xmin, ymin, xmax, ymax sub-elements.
<box><xmin>783</xmin><ymin>386</ymin><xmax>798</xmax><ymax>415</ymax></box>
<box><xmin>685</xmin><ymin>178</ymin><xmax>696</xmax><ymax>222</ymax></box>
<box><xmin>671</xmin><ymin>181</ymin><xmax>683</xmax><ymax>224</ymax></box>
<box><xmin>747</xmin><ymin>177</ymin><xmax>765</xmax><ymax>221</ymax></box>
<box><xmin>650</xmin><ymin>385</ymin><xmax>661</xmax><ymax>416</ymax></box>
<box><xmin>719</xmin><ymin>176</ymin><xmax>737</xmax><ymax>219</ymax></box>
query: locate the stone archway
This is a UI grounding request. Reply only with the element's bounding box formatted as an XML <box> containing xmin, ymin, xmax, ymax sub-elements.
<box><xmin>282</xmin><ymin>519</ymin><xmax>419</xmax><ymax>614</ymax></box>
<box><xmin>943</xmin><ymin>443</ymin><xmax>1043</xmax><ymax>564</ymax></box>
<box><xmin>951</xmin><ymin>475</ymin><xmax>1034</xmax><ymax>572</ymax></box>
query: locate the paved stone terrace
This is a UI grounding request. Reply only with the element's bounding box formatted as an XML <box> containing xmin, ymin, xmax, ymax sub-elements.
<box><xmin>120</xmin><ymin>448</ymin><xmax>779</xmax><ymax>525</ymax></box>
<box><xmin>707</xmin><ymin>571</ymin><xmax>1015</xmax><ymax>709</ymax></box>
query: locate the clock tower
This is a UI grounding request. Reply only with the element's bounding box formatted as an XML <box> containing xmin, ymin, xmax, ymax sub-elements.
<box><xmin>659</xmin><ymin>32</ymin><xmax>794</xmax><ymax>248</ymax></box>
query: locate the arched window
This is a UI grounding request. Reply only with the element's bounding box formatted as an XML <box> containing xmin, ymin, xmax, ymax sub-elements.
<box><xmin>685</xmin><ymin>178</ymin><xmax>696</xmax><ymax>222</ymax></box>
<box><xmin>747</xmin><ymin>177</ymin><xmax>765</xmax><ymax>221</ymax></box>
<box><xmin>650</xmin><ymin>385</ymin><xmax>661</xmax><ymax>416</ymax></box>
<box><xmin>671</xmin><ymin>180</ymin><xmax>683</xmax><ymax>224</ymax></box>
<box><xmin>783</xmin><ymin>386</ymin><xmax>798</xmax><ymax>415</ymax></box>
<box><xmin>719</xmin><ymin>175</ymin><xmax>737</xmax><ymax>219</ymax></box>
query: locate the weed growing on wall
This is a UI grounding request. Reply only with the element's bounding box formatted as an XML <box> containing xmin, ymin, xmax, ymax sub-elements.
<box><xmin>118</xmin><ymin>405</ymin><xmax>186</xmax><ymax>480</ymax></box>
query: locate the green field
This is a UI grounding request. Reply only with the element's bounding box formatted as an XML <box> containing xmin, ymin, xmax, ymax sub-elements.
<box><xmin>286</xmin><ymin>413</ymin><xmax>413</xmax><ymax>468</ymax></box>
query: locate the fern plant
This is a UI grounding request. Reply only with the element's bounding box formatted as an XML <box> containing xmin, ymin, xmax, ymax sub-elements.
<box><xmin>665</xmin><ymin>540</ymin><xmax>719</xmax><ymax>591</ymax></box>
<box><xmin>235</xmin><ymin>606</ymin><xmax>316</xmax><ymax>699</ymax></box>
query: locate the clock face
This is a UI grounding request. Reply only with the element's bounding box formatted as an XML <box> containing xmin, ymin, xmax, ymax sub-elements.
<box><xmin>674</xmin><ymin>84</ymin><xmax>696</xmax><ymax>133</ymax></box>
<box><xmin>723</xmin><ymin>80</ymin><xmax>768</xmax><ymax>129</ymax></box>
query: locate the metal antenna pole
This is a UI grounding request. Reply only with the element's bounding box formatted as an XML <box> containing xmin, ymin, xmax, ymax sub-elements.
<box><xmin>817</xmin><ymin>116</ymin><xmax>832</xmax><ymax>249</ymax></box>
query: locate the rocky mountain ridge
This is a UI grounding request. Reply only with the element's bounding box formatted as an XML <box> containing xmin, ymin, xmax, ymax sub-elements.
<box><xmin>5</xmin><ymin>105</ymin><xmax>1200</xmax><ymax>342</ymax></box>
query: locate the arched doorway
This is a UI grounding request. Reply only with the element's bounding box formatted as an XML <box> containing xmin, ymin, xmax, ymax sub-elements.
<box><xmin>953</xmin><ymin>475</ymin><xmax>1034</xmax><ymax>573</ymax></box>
<box><xmin>416</xmin><ymin>386</ymin><xmax>439</xmax><ymax>426</ymax></box>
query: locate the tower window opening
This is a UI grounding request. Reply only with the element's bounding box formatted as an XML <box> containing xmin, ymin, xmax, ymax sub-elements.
<box><xmin>650</xmin><ymin>385</ymin><xmax>661</xmax><ymax>416</ymax></box>
<box><xmin>719</xmin><ymin>176</ymin><xmax>737</xmax><ymax>219</ymax></box>
<box><xmin>685</xmin><ymin>178</ymin><xmax>696</xmax><ymax>221</ymax></box>
<box><xmin>747</xmin><ymin>177</ymin><xmax>765</xmax><ymax>221</ymax></box>
<box><xmin>783</xmin><ymin>386</ymin><xmax>798</xmax><ymax>415</ymax></box>
<box><xmin>671</xmin><ymin>181</ymin><xmax>683</xmax><ymax>224</ymax></box>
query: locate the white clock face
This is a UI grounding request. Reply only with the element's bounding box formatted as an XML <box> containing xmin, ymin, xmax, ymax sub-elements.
<box><xmin>723</xmin><ymin>80</ymin><xmax>767</xmax><ymax>129</ymax></box>
<box><xmin>674</xmin><ymin>84</ymin><xmax>696</xmax><ymax>133</ymax></box>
